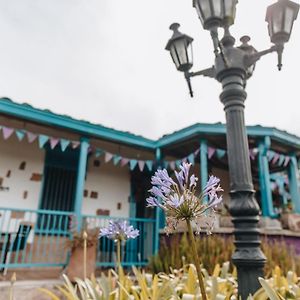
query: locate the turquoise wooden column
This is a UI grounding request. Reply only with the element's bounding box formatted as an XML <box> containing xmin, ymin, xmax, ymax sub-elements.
<box><xmin>257</xmin><ymin>137</ymin><xmax>275</xmax><ymax>217</ymax></box>
<box><xmin>287</xmin><ymin>155</ymin><xmax>300</xmax><ymax>213</ymax></box>
<box><xmin>200</xmin><ymin>139</ymin><xmax>208</xmax><ymax>202</ymax></box>
<box><xmin>74</xmin><ymin>137</ymin><xmax>90</xmax><ymax>231</ymax></box>
<box><xmin>129</xmin><ymin>175</ymin><xmax>136</xmax><ymax>218</ymax></box>
<box><xmin>153</xmin><ymin>147</ymin><xmax>162</xmax><ymax>254</ymax></box>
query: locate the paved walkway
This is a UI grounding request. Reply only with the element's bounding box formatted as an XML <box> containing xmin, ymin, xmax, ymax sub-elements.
<box><xmin>0</xmin><ymin>279</ymin><xmax>62</xmax><ymax>300</ymax></box>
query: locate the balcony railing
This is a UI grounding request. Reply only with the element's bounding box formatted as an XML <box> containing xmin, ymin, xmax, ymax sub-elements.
<box><xmin>0</xmin><ymin>207</ymin><xmax>156</xmax><ymax>271</ymax></box>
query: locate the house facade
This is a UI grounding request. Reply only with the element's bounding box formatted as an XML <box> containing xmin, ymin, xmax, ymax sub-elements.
<box><xmin>0</xmin><ymin>98</ymin><xmax>300</xmax><ymax>273</ymax></box>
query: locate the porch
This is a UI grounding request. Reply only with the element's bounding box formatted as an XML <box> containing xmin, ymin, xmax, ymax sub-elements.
<box><xmin>0</xmin><ymin>207</ymin><xmax>156</xmax><ymax>276</ymax></box>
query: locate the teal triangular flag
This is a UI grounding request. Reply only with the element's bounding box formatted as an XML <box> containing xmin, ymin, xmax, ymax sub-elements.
<box><xmin>95</xmin><ymin>149</ymin><xmax>103</xmax><ymax>157</ymax></box>
<box><xmin>60</xmin><ymin>139</ymin><xmax>70</xmax><ymax>152</ymax></box>
<box><xmin>38</xmin><ymin>134</ymin><xmax>49</xmax><ymax>149</ymax></box>
<box><xmin>129</xmin><ymin>159</ymin><xmax>138</xmax><ymax>170</ymax></box>
<box><xmin>146</xmin><ymin>160</ymin><xmax>153</xmax><ymax>171</ymax></box>
<box><xmin>188</xmin><ymin>153</ymin><xmax>195</xmax><ymax>164</ymax></box>
<box><xmin>216</xmin><ymin>149</ymin><xmax>226</xmax><ymax>159</ymax></box>
<box><xmin>267</xmin><ymin>150</ymin><xmax>275</xmax><ymax>161</ymax></box>
<box><xmin>164</xmin><ymin>161</ymin><xmax>169</xmax><ymax>169</ymax></box>
<box><xmin>113</xmin><ymin>155</ymin><xmax>122</xmax><ymax>166</ymax></box>
<box><xmin>175</xmin><ymin>160</ymin><xmax>181</xmax><ymax>169</ymax></box>
<box><xmin>16</xmin><ymin>130</ymin><xmax>25</xmax><ymax>141</ymax></box>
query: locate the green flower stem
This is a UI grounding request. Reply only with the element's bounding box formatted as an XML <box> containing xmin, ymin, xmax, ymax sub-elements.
<box><xmin>83</xmin><ymin>231</ymin><xmax>87</xmax><ymax>279</ymax></box>
<box><xmin>116</xmin><ymin>239</ymin><xmax>121</xmax><ymax>300</ymax></box>
<box><xmin>116</xmin><ymin>239</ymin><xmax>121</xmax><ymax>273</ymax></box>
<box><xmin>186</xmin><ymin>219</ymin><xmax>207</xmax><ymax>300</ymax></box>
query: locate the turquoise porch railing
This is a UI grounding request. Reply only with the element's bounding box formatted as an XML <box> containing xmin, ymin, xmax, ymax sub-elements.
<box><xmin>0</xmin><ymin>207</ymin><xmax>156</xmax><ymax>271</ymax></box>
<box><xmin>0</xmin><ymin>207</ymin><xmax>72</xmax><ymax>270</ymax></box>
<box><xmin>82</xmin><ymin>214</ymin><xmax>156</xmax><ymax>267</ymax></box>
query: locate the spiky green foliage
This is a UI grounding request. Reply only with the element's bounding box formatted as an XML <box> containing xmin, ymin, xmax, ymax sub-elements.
<box><xmin>149</xmin><ymin>234</ymin><xmax>300</xmax><ymax>276</ymax></box>
<box><xmin>38</xmin><ymin>263</ymin><xmax>238</xmax><ymax>300</ymax></box>
<box><xmin>149</xmin><ymin>234</ymin><xmax>234</xmax><ymax>275</ymax></box>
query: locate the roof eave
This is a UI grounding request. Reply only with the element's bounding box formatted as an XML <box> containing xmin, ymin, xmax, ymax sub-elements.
<box><xmin>0</xmin><ymin>99</ymin><xmax>156</xmax><ymax>150</ymax></box>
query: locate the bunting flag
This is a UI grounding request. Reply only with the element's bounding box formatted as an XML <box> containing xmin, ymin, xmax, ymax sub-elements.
<box><xmin>216</xmin><ymin>149</ymin><xmax>226</xmax><ymax>159</ymax></box>
<box><xmin>72</xmin><ymin>141</ymin><xmax>80</xmax><ymax>149</ymax></box>
<box><xmin>95</xmin><ymin>149</ymin><xmax>103</xmax><ymax>157</ymax></box>
<box><xmin>138</xmin><ymin>160</ymin><xmax>145</xmax><ymax>172</ymax></box>
<box><xmin>0</xmin><ymin>123</ymin><xmax>294</xmax><ymax>173</ymax></box>
<box><xmin>271</xmin><ymin>153</ymin><xmax>280</xmax><ymax>165</ymax></box>
<box><xmin>249</xmin><ymin>149</ymin><xmax>256</xmax><ymax>161</ymax></box>
<box><xmin>60</xmin><ymin>139</ymin><xmax>70</xmax><ymax>152</ymax></box>
<box><xmin>175</xmin><ymin>160</ymin><xmax>181</xmax><ymax>169</ymax></box>
<box><xmin>104</xmin><ymin>152</ymin><xmax>113</xmax><ymax>163</ymax></box>
<box><xmin>38</xmin><ymin>134</ymin><xmax>49</xmax><ymax>149</ymax></box>
<box><xmin>113</xmin><ymin>155</ymin><xmax>122</xmax><ymax>166</ymax></box>
<box><xmin>15</xmin><ymin>130</ymin><xmax>25</xmax><ymax>141</ymax></box>
<box><xmin>146</xmin><ymin>160</ymin><xmax>153</xmax><ymax>171</ymax></box>
<box><xmin>121</xmin><ymin>158</ymin><xmax>129</xmax><ymax>167</ymax></box>
<box><xmin>129</xmin><ymin>159</ymin><xmax>138</xmax><ymax>170</ymax></box>
<box><xmin>277</xmin><ymin>154</ymin><xmax>285</xmax><ymax>166</ymax></box>
<box><xmin>50</xmin><ymin>138</ymin><xmax>59</xmax><ymax>149</ymax></box>
<box><xmin>283</xmin><ymin>156</ymin><xmax>290</xmax><ymax>167</ymax></box>
<box><xmin>187</xmin><ymin>153</ymin><xmax>195</xmax><ymax>164</ymax></box>
<box><xmin>27</xmin><ymin>132</ymin><xmax>37</xmax><ymax>143</ymax></box>
<box><xmin>267</xmin><ymin>150</ymin><xmax>275</xmax><ymax>162</ymax></box>
<box><xmin>208</xmin><ymin>147</ymin><xmax>216</xmax><ymax>159</ymax></box>
<box><xmin>2</xmin><ymin>127</ymin><xmax>14</xmax><ymax>140</ymax></box>
<box><xmin>169</xmin><ymin>161</ymin><xmax>176</xmax><ymax>170</ymax></box>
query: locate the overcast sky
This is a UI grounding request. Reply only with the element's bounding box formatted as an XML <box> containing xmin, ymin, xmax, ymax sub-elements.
<box><xmin>0</xmin><ymin>0</ymin><xmax>298</xmax><ymax>140</ymax></box>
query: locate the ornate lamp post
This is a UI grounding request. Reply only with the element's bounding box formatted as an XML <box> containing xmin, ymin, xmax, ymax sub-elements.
<box><xmin>165</xmin><ymin>0</ymin><xmax>299</xmax><ymax>299</ymax></box>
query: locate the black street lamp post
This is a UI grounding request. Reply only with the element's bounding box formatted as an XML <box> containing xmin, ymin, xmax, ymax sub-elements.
<box><xmin>165</xmin><ymin>0</ymin><xmax>299</xmax><ymax>299</ymax></box>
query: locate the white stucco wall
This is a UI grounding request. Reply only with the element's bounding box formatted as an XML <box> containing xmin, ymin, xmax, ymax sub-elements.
<box><xmin>0</xmin><ymin>134</ymin><xmax>45</xmax><ymax>210</ymax></box>
<box><xmin>82</xmin><ymin>158</ymin><xmax>131</xmax><ymax>217</ymax></box>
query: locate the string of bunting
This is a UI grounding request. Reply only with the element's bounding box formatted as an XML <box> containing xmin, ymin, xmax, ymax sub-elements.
<box><xmin>0</xmin><ymin>125</ymin><xmax>291</xmax><ymax>172</ymax></box>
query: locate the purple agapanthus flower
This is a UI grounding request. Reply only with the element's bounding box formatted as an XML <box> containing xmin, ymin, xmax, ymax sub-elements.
<box><xmin>166</xmin><ymin>194</ymin><xmax>184</xmax><ymax>208</ymax></box>
<box><xmin>146</xmin><ymin>162</ymin><xmax>223</xmax><ymax>235</ymax></box>
<box><xmin>99</xmin><ymin>220</ymin><xmax>139</xmax><ymax>241</ymax></box>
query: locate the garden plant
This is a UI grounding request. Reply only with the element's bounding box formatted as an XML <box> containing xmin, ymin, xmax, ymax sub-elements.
<box><xmin>35</xmin><ymin>163</ymin><xmax>300</xmax><ymax>299</ymax></box>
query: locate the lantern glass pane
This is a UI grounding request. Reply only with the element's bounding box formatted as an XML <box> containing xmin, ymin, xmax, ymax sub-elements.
<box><xmin>170</xmin><ymin>44</ymin><xmax>180</xmax><ymax>69</ymax></box>
<box><xmin>175</xmin><ymin>39</ymin><xmax>188</xmax><ymax>66</ymax></box>
<box><xmin>224</xmin><ymin>0</ymin><xmax>235</xmax><ymax>18</ymax></box>
<box><xmin>187</xmin><ymin>42</ymin><xmax>193</xmax><ymax>65</ymax></box>
<box><xmin>212</xmin><ymin>0</ymin><xmax>222</xmax><ymax>17</ymax></box>
<box><xmin>284</xmin><ymin>6</ymin><xmax>294</xmax><ymax>34</ymax></box>
<box><xmin>201</xmin><ymin>0</ymin><xmax>212</xmax><ymax>20</ymax></box>
<box><xmin>272</xmin><ymin>8</ymin><xmax>283</xmax><ymax>34</ymax></box>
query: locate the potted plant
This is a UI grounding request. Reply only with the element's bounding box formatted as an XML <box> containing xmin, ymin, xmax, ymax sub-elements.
<box><xmin>66</xmin><ymin>228</ymin><xmax>99</xmax><ymax>281</ymax></box>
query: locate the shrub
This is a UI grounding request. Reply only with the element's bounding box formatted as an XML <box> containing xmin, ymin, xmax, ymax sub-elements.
<box><xmin>149</xmin><ymin>233</ymin><xmax>300</xmax><ymax>276</ymax></box>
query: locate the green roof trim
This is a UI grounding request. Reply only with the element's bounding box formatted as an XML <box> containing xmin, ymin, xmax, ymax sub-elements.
<box><xmin>0</xmin><ymin>98</ymin><xmax>156</xmax><ymax>149</ymax></box>
<box><xmin>157</xmin><ymin>123</ymin><xmax>300</xmax><ymax>149</ymax></box>
<box><xmin>0</xmin><ymin>98</ymin><xmax>300</xmax><ymax>151</ymax></box>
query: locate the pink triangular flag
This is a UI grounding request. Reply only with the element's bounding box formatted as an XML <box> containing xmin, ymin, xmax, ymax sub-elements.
<box><xmin>208</xmin><ymin>147</ymin><xmax>216</xmax><ymax>159</ymax></box>
<box><xmin>50</xmin><ymin>138</ymin><xmax>59</xmax><ymax>149</ymax></box>
<box><xmin>2</xmin><ymin>127</ymin><xmax>14</xmax><ymax>140</ymax></box>
<box><xmin>249</xmin><ymin>149</ymin><xmax>255</xmax><ymax>161</ymax></box>
<box><xmin>194</xmin><ymin>148</ymin><xmax>200</xmax><ymax>156</ymax></box>
<box><xmin>27</xmin><ymin>132</ymin><xmax>37</xmax><ymax>143</ymax></box>
<box><xmin>104</xmin><ymin>152</ymin><xmax>113</xmax><ymax>163</ymax></box>
<box><xmin>121</xmin><ymin>158</ymin><xmax>129</xmax><ymax>167</ymax></box>
<box><xmin>283</xmin><ymin>156</ymin><xmax>290</xmax><ymax>167</ymax></box>
<box><xmin>272</xmin><ymin>153</ymin><xmax>280</xmax><ymax>165</ymax></box>
<box><xmin>169</xmin><ymin>161</ymin><xmax>176</xmax><ymax>170</ymax></box>
<box><xmin>138</xmin><ymin>160</ymin><xmax>145</xmax><ymax>172</ymax></box>
<box><xmin>71</xmin><ymin>141</ymin><xmax>80</xmax><ymax>149</ymax></box>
